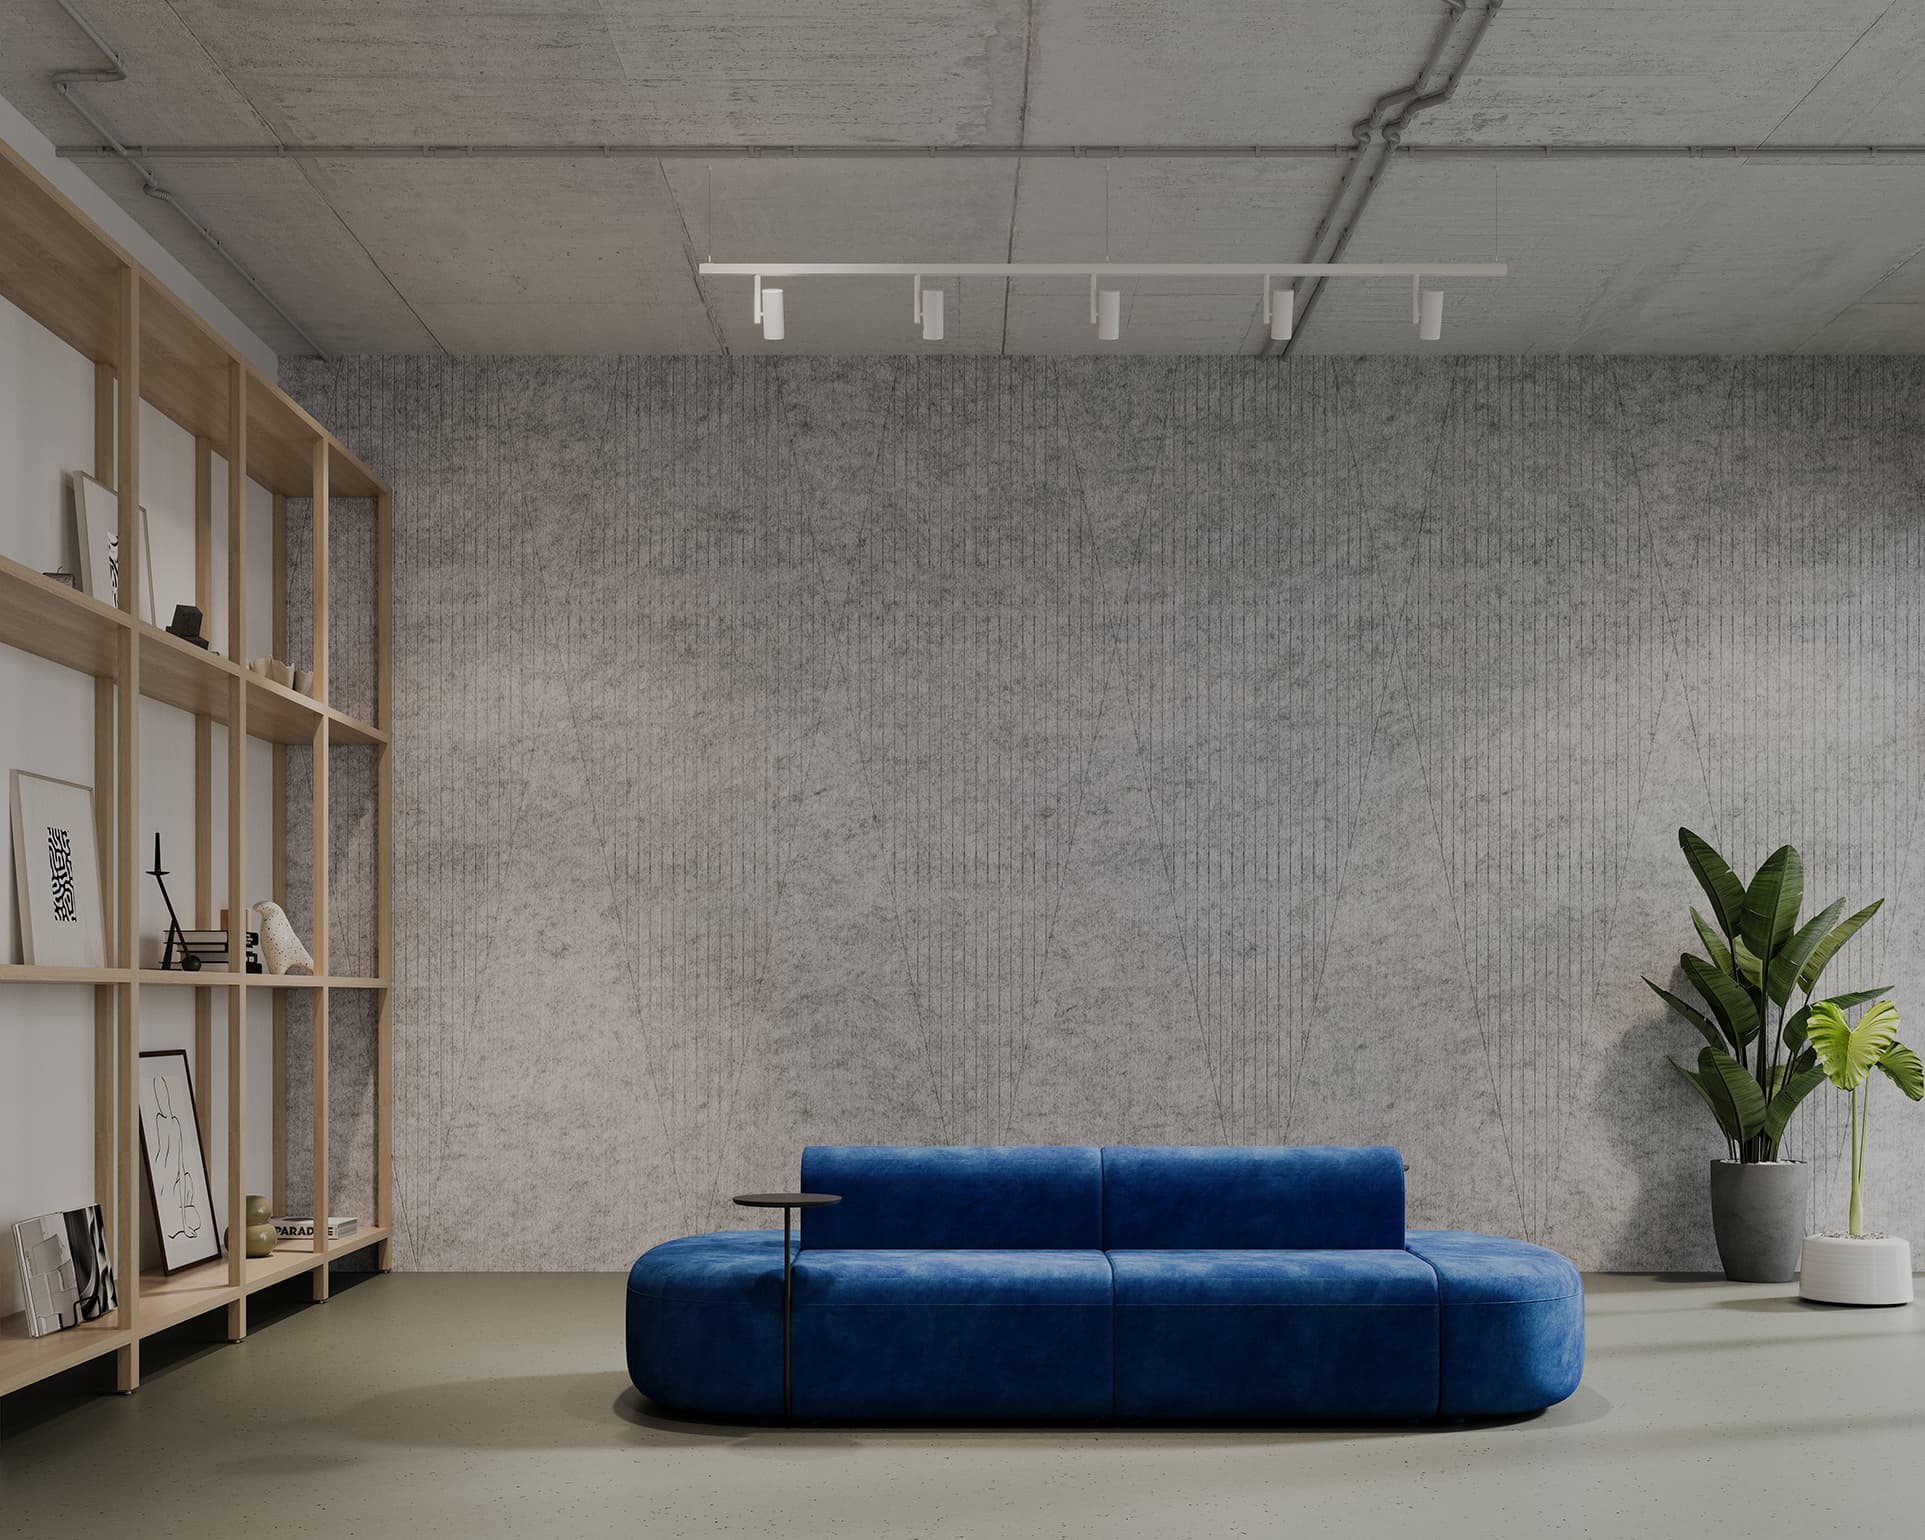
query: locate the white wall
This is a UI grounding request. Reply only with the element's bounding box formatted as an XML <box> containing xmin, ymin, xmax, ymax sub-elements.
<box><xmin>0</xmin><ymin>289</ymin><xmax>282</xmax><ymax>1314</ymax></box>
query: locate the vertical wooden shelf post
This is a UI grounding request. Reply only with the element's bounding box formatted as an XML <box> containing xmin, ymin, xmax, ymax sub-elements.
<box><xmin>309</xmin><ymin>437</ymin><xmax>331</xmax><ymax>1302</ymax></box>
<box><xmin>113</xmin><ymin>266</ymin><xmax>141</xmax><ymax>1393</ymax></box>
<box><xmin>90</xmin><ymin>362</ymin><xmax>117</xmax><ymax>1270</ymax></box>
<box><xmin>375</xmin><ymin>488</ymin><xmax>394</xmax><ymax>1270</ymax></box>
<box><xmin>193</xmin><ymin>435</ymin><xmax>214</xmax><ymax>1091</ymax></box>
<box><xmin>224</xmin><ymin>363</ymin><xmax>249</xmax><ymax>1339</ymax></box>
<box><xmin>270</xmin><ymin>493</ymin><xmax>288</xmax><ymax>1217</ymax></box>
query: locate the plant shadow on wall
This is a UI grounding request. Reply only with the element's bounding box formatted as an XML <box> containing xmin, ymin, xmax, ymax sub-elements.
<box><xmin>1645</xmin><ymin>829</ymin><xmax>1885</xmax><ymax>1283</ymax></box>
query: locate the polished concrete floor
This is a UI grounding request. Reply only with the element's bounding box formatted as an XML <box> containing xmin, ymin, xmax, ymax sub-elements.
<box><xmin>3</xmin><ymin>1270</ymin><xmax>1921</xmax><ymax>1538</ymax></box>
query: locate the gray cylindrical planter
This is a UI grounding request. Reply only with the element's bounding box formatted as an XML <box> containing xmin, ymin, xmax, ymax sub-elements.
<box><xmin>1709</xmin><ymin>1160</ymin><xmax>1809</xmax><ymax>1282</ymax></box>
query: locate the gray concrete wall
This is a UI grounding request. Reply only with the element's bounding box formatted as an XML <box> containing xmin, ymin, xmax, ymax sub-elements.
<box><xmin>282</xmin><ymin>355</ymin><xmax>1925</xmax><ymax>1273</ymax></box>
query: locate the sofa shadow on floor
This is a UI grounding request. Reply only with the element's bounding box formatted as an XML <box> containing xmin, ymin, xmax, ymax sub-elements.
<box><xmin>614</xmin><ymin>1386</ymin><xmax>1615</xmax><ymax>1441</ymax></box>
<box><xmin>301</xmin><ymin>1373</ymin><xmax>1612</xmax><ymax>1459</ymax></box>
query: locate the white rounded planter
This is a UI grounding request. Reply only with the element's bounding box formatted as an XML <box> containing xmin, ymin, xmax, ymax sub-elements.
<box><xmin>1799</xmin><ymin>1233</ymin><xmax>1914</xmax><ymax>1306</ymax></box>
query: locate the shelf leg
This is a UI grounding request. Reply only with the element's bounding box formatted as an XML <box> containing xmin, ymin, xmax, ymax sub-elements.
<box><xmin>115</xmin><ymin>1340</ymin><xmax>139</xmax><ymax>1394</ymax></box>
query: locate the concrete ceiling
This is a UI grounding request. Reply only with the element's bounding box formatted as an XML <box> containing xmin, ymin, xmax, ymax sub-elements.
<box><xmin>2</xmin><ymin>0</ymin><xmax>1923</xmax><ymax>357</ymax></box>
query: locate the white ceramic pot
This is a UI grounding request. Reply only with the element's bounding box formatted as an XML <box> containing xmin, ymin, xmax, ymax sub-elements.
<box><xmin>1798</xmin><ymin>1233</ymin><xmax>1914</xmax><ymax>1306</ymax></box>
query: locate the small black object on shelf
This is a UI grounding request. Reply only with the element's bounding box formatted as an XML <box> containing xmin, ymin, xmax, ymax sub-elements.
<box><xmin>167</xmin><ymin>603</ymin><xmax>210</xmax><ymax>648</ymax></box>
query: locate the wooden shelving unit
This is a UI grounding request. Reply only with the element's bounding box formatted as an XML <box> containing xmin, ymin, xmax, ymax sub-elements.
<box><xmin>0</xmin><ymin>138</ymin><xmax>393</xmax><ymax>1399</ymax></box>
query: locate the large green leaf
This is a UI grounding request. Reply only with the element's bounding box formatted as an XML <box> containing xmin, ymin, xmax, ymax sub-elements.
<box><xmin>1876</xmin><ymin>1042</ymin><xmax>1924</xmax><ymax>1102</ymax></box>
<box><xmin>1682</xmin><ymin>954</ymin><xmax>1761</xmax><ymax>1044</ymax></box>
<box><xmin>1766</xmin><ymin>898</ymin><xmax>1845</xmax><ymax>1007</ymax></box>
<box><xmin>1738</xmin><ymin>844</ymin><xmax>1804</xmax><ymax>955</ymax></box>
<box><xmin>1699</xmin><ymin>1046</ymin><xmax>1768</xmax><ymax>1141</ymax></box>
<box><xmin>1807</xmin><ymin>998</ymin><xmax>1901</xmax><ymax>1091</ymax></box>
<box><xmin>1672</xmin><ymin>1059</ymin><xmax>1742</xmax><ymax>1145</ymax></box>
<box><xmin>1797</xmin><ymin>899</ymin><xmax>1884</xmax><ymax>993</ymax></box>
<box><xmin>1679</xmin><ymin>828</ymin><xmax>1746</xmax><ymax>937</ymax></box>
<box><xmin>1762</xmin><ymin>1063</ymin><xmax>1827</xmax><ymax>1144</ymax></box>
<box><xmin>1784</xmin><ymin>988</ymin><xmax>1890</xmax><ymax>1054</ymax></box>
<box><xmin>1691</xmin><ymin>908</ymin><xmax>1734</xmax><ymax>976</ymax></box>
<box><xmin>1645</xmin><ymin>977</ymin><xmax>1729</xmax><ymax>1053</ymax></box>
<box><xmin>1733</xmin><ymin>936</ymin><xmax>1763</xmax><ymax>988</ymax></box>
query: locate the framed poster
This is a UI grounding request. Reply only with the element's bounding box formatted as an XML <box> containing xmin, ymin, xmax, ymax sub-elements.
<box><xmin>69</xmin><ymin>470</ymin><xmax>156</xmax><ymax>622</ymax></box>
<box><xmin>11</xmin><ymin>1206</ymin><xmax>117</xmax><ymax>1337</ymax></box>
<box><xmin>137</xmin><ymin>1049</ymin><xmax>221</xmax><ymax>1274</ymax></box>
<box><xmin>10</xmin><ymin>770</ymin><xmax>106</xmax><ymax>968</ymax></box>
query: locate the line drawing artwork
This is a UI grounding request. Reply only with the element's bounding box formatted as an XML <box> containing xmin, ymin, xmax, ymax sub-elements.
<box><xmin>151</xmin><ymin>1077</ymin><xmax>203</xmax><ymax>1240</ymax></box>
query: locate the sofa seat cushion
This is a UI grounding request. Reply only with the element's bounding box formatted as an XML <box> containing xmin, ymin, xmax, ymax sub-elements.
<box><xmin>1404</xmin><ymin>1229</ymin><xmax>1584</xmax><ymax>1417</ymax></box>
<box><xmin>1110</xmin><ymin>1249</ymin><xmax>1439</xmax><ymax>1419</ymax></box>
<box><xmin>791</xmin><ymin>1249</ymin><xmax>1113</xmax><ymax>1420</ymax></box>
<box><xmin>626</xmin><ymin>1231</ymin><xmax>788</xmax><ymax>1418</ymax></box>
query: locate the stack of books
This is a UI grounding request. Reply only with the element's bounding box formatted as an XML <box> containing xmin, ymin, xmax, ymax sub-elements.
<box><xmin>175</xmin><ymin>928</ymin><xmax>263</xmax><ymax>972</ymax></box>
<box><xmin>272</xmin><ymin>1216</ymin><xmax>358</xmax><ymax>1242</ymax></box>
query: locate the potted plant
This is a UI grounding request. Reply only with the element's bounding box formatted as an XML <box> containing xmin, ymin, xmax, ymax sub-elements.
<box><xmin>1798</xmin><ymin>998</ymin><xmax>1923</xmax><ymax>1304</ymax></box>
<box><xmin>1646</xmin><ymin>829</ymin><xmax>1885</xmax><ymax>1281</ymax></box>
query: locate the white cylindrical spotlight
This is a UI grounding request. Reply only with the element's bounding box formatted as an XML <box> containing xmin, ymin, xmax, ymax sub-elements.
<box><xmin>1418</xmin><ymin>287</ymin><xmax>1443</xmax><ymax>341</ymax></box>
<box><xmin>921</xmin><ymin>287</ymin><xmax>944</xmax><ymax>341</ymax></box>
<box><xmin>1096</xmin><ymin>287</ymin><xmax>1121</xmax><ymax>341</ymax></box>
<box><xmin>761</xmin><ymin>287</ymin><xmax>785</xmax><ymax>340</ymax></box>
<box><xmin>1269</xmin><ymin>285</ymin><xmax>1294</xmax><ymax>342</ymax></box>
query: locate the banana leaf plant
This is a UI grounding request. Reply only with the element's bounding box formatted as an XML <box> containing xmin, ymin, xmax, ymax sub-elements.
<box><xmin>1806</xmin><ymin>999</ymin><xmax>1924</xmax><ymax>1235</ymax></box>
<box><xmin>1646</xmin><ymin>828</ymin><xmax>1886</xmax><ymax>1163</ymax></box>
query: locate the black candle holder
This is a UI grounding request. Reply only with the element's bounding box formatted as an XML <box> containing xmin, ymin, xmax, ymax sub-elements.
<box><xmin>147</xmin><ymin>834</ymin><xmax>199</xmax><ymax>971</ymax></box>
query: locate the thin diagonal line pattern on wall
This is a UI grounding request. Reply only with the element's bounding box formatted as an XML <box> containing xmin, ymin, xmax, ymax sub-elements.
<box><xmin>280</xmin><ymin>356</ymin><xmax>1925</xmax><ymax>1274</ymax></box>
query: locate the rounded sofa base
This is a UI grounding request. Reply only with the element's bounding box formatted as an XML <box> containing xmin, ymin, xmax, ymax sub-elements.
<box><xmin>627</xmin><ymin>1226</ymin><xmax>1583</xmax><ymax>1424</ymax></box>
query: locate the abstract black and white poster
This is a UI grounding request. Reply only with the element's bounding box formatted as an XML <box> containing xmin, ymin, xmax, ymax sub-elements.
<box><xmin>11</xmin><ymin>1205</ymin><xmax>117</xmax><ymax>1337</ymax></box>
<box><xmin>137</xmin><ymin>1050</ymin><xmax>221</xmax><ymax>1273</ymax></box>
<box><xmin>9</xmin><ymin>771</ymin><xmax>106</xmax><ymax>967</ymax></box>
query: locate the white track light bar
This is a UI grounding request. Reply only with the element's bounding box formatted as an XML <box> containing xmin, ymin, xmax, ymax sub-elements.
<box><xmin>721</xmin><ymin>261</ymin><xmax>1502</xmax><ymax>343</ymax></box>
<box><xmin>702</xmin><ymin>261</ymin><xmax>1505</xmax><ymax>279</ymax></box>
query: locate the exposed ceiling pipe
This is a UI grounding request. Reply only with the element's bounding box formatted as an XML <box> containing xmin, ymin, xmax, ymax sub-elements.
<box><xmin>56</xmin><ymin>139</ymin><xmax>1925</xmax><ymax>163</ymax></box>
<box><xmin>56</xmin><ymin>140</ymin><xmax>1925</xmax><ymax>164</ymax></box>
<box><xmin>49</xmin><ymin>0</ymin><xmax>330</xmax><ymax>358</ymax></box>
<box><xmin>53</xmin><ymin>142</ymin><xmax>1925</xmax><ymax>163</ymax></box>
<box><xmin>1271</xmin><ymin>0</ymin><xmax>1502</xmax><ymax>358</ymax></box>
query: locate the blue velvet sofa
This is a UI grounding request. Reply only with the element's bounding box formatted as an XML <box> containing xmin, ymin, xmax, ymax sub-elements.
<box><xmin>626</xmin><ymin>1145</ymin><xmax>1583</xmax><ymax>1422</ymax></box>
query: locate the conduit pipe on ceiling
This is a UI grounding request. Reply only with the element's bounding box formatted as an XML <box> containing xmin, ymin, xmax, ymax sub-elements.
<box><xmin>54</xmin><ymin>141</ymin><xmax>1925</xmax><ymax>162</ymax></box>
<box><xmin>1272</xmin><ymin>0</ymin><xmax>1503</xmax><ymax>358</ymax></box>
<box><xmin>49</xmin><ymin>0</ymin><xmax>330</xmax><ymax>358</ymax></box>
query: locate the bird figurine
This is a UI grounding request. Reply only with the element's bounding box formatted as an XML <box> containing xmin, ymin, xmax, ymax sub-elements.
<box><xmin>251</xmin><ymin>900</ymin><xmax>315</xmax><ymax>976</ymax></box>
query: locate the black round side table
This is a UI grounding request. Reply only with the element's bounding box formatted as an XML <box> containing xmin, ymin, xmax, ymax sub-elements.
<box><xmin>733</xmin><ymin>1192</ymin><xmax>840</xmax><ymax>1417</ymax></box>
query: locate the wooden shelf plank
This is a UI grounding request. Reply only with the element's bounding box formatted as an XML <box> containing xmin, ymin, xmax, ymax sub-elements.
<box><xmin>326</xmin><ymin>1225</ymin><xmax>390</xmax><ymax>1264</ymax></box>
<box><xmin>136</xmin><ymin>1225</ymin><xmax>391</xmax><ymax>1334</ymax></box>
<box><xmin>0</xmin><ymin>552</ymin><xmax>128</xmax><ymax>677</ymax></box>
<box><xmin>137</xmin><ymin>1265</ymin><xmax>240</xmax><ymax>1338</ymax></box>
<box><xmin>0</xmin><ymin>144</ymin><xmax>385</xmax><ymax>501</ymax></box>
<box><xmin>0</xmin><ymin>574</ymin><xmax>386</xmax><ymax>746</ymax></box>
<box><xmin>0</xmin><ymin>1316</ymin><xmax>132</xmax><ymax>1397</ymax></box>
<box><xmin>133</xmin><ymin>972</ymin><xmax>389</xmax><ymax>989</ymax></box>
<box><xmin>0</xmin><ymin>964</ymin><xmax>130</xmax><ymax>985</ymax></box>
<box><xmin>0</xmin><ymin>148</ymin><xmax>119</xmax><ymax>366</ymax></box>
<box><xmin>139</xmin><ymin>620</ymin><xmax>239</xmax><ymax>719</ymax></box>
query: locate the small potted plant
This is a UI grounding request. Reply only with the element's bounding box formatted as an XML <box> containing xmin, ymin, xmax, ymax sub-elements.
<box><xmin>1647</xmin><ymin>829</ymin><xmax>1886</xmax><ymax>1281</ymax></box>
<box><xmin>1799</xmin><ymin>998</ymin><xmax>1923</xmax><ymax>1305</ymax></box>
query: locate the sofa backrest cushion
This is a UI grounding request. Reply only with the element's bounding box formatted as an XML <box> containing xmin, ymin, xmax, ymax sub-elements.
<box><xmin>1101</xmin><ymin>1145</ymin><xmax>1406</xmax><ymax>1250</ymax></box>
<box><xmin>799</xmin><ymin>1145</ymin><xmax>1103</xmax><ymax>1250</ymax></box>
